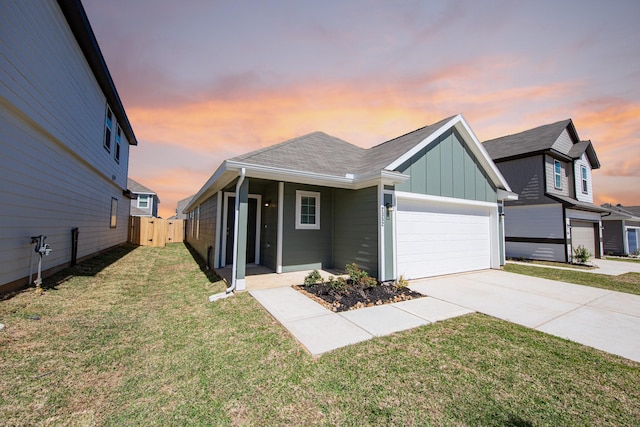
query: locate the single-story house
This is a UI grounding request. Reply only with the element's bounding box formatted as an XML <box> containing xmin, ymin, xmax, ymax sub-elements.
<box><xmin>601</xmin><ymin>204</ymin><xmax>640</xmax><ymax>256</ymax></box>
<box><xmin>483</xmin><ymin>119</ymin><xmax>607</xmax><ymax>262</ymax></box>
<box><xmin>184</xmin><ymin>114</ymin><xmax>517</xmax><ymax>290</ymax></box>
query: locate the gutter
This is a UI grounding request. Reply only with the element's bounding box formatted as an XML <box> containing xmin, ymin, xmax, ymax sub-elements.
<box><xmin>209</xmin><ymin>168</ymin><xmax>246</xmax><ymax>302</ymax></box>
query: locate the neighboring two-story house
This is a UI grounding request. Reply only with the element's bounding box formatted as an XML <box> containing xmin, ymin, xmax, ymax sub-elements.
<box><xmin>128</xmin><ymin>178</ymin><xmax>160</xmax><ymax>218</ymax></box>
<box><xmin>483</xmin><ymin>119</ymin><xmax>606</xmax><ymax>262</ymax></box>
<box><xmin>169</xmin><ymin>195</ymin><xmax>194</xmax><ymax>220</ymax></box>
<box><xmin>0</xmin><ymin>0</ymin><xmax>138</xmax><ymax>292</ymax></box>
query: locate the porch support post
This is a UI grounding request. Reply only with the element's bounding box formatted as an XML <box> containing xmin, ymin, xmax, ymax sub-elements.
<box><xmin>276</xmin><ymin>182</ymin><xmax>284</xmax><ymax>273</ymax></box>
<box><xmin>233</xmin><ymin>176</ymin><xmax>249</xmax><ymax>291</ymax></box>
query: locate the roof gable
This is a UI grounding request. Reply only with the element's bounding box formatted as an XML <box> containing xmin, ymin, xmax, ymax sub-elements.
<box><xmin>483</xmin><ymin>119</ymin><xmax>573</xmax><ymax>161</ymax></box>
<box><xmin>568</xmin><ymin>140</ymin><xmax>601</xmax><ymax>169</ymax></box>
<box><xmin>127</xmin><ymin>178</ymin><xmax>157</xmax><ymax>195</ymax></box>
<box><xmin>394</xmin><ymin>126</ymin><xmax>498</xmax><ymax>203</ymax></box>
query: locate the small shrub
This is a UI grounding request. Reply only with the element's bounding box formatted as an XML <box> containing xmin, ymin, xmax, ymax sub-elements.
<box><xmin>345</xmin><ymin>263</ymin><xmax>378</xmax><ymax>288</ymax></box>
<box><xmin>328</xmin><ymin>276</ymin><xmax>347</xmax><ymax>293</ymax></box>
<box><xmin>573</xmin><ymin>245</ymin><xmax>592</xmax><ymax>264</ymax></box>
<box><xmin>396</xmin><ymin>275</ymin><xmax>409</xmax><ymax>288</ymax></box>
<box><xmin>303</xmin><ymin>269</ymin><xmax>323</xmax><ymax>286</ymax></box>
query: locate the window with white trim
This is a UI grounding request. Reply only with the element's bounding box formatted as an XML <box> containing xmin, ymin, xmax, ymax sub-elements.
<box><xmin>110</xmin><ymin>198</ymin><xmax>118</xmax><ymax>228</ymax></box>
<box><xmin>104</xmin><ymin>106</ymin><xmax>113</xmax><ymax>152</ymax></box>
<box><xmin>554</xmin><ymin>160</ymin><xmax>562</xmax><ymax>189</ymax></box>
<box><xmin>114</xmin><ymin>125</ymin><xmax>121</xmax><ymax>163</ymax></box>
<box><xmin>295</xmin><ymin>190</ymin><xmax>320</xmax><ymax>230</ymax></box>
<box><xmin>138</xmin><ymin>194</ymin><xmax>149</xmax><ymax>209</ymax></box>
<box><xmin>581</xmin><ymin>165</ymin><xmax>588</xmax><ymax>193</ymax></box>
<box><xmin>195</xmin><ymin>205</ymin><xmax>200</xmax><ymax>239</ymax></box>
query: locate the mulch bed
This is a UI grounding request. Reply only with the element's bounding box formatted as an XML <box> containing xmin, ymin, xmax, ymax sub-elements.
<box><xmin>294</xmin><ymin>281</ymin><xmax>424</xmax><ymax>312</ymax></box>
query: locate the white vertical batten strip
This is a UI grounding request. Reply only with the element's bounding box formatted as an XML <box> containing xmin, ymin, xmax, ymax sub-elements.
<box><xmin>276</xmin><ymin>182</ymin><xmax>284</xmax><ymax>273</ymax></box>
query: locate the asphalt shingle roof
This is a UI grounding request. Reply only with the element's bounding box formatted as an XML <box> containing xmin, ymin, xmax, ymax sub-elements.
<box><xmin>229</xmin><ymin>115</ymin><xmax>457</xmax><ymax>178</ymax></box>
<box><xmin>483</xmin><ymin>119</ymin><xmax>572</xmax><ymax>161</ymax></box>
<box><xmin>230</xmin><ymin>132</ymin><xmax>365</xmax><ymax>177</ymax></box>
<box><xmin>127</xmin><ymin>178</ymin><xmax>156</xmax><ymax>195</ymax></box>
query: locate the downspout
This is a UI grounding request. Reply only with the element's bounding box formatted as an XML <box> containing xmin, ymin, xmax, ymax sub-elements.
<box><xmin>209</xmin><ymin>168</ymin><xmax>246</xmax><ymax>302</ymax></box>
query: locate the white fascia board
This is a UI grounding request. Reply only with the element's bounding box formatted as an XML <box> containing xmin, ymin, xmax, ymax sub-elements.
<box><xmin>185</xmin><ymin>162</ymin><xmax>235</xmax><ymax>212</ymax></box>
<box><xmin>227</xmin><ymin>161</ymin><xmax>355</xmax><ymax>188</ymax></box>
<box><xmin>187</xmin><ymin>161</ymin><xmax>410</xmax><ymax>213</ymax></box>
<box><xmin>353</xmin><ymin>170</ymin><xmax>409</xmax><ymax>190</ymax></box>
<box><xmin>227</xmin><ymin>161</ymin><xmax>409</xmax><ymax>190</ymax></box>
<box><xmin>395</xmin><ymin>191</ymin><xmax>499</xmax><ymax>209</ymax></box>
<box><xmin>497</xmin><ymin>188</ymin><xmax>519</xmax><ymax>201</ymax></box>
<box><xmin>386</xmin><ymin>115</ymin><xmax>461</xmax><ymax>171</ymax></box>
<box><xmin>385</xmin><ymin>114</ymin><xmax>514</xmax><ymax>193</ymax></box>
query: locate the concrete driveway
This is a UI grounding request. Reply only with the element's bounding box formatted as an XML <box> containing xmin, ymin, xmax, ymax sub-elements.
<box><xmin>409</xmin><ymin>269</ymin><xmax>640</xmax><ymax>363</ymax></box>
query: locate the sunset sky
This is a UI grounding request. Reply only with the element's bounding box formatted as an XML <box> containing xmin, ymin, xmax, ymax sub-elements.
<box><xmin>82</xmin><ymin>0</ymin><xmax>640</xmax><ymax>219</ymax></box>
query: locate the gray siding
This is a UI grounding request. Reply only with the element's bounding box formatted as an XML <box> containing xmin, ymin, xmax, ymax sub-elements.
<box><xmin>281</xmin><ymin>183</ymin><xmax>334</xmax><ymax>271</ymax></box>
<box><xmin>495</xmin><ymin>156</ymin><xmax>545</xmax><ymax>205</ymax></box>
<box><xmin>602</xmin><ymin>221</ymin><xmax>624</xmax><ymax>256</ymax></box>
<box><xmin>396</xmin><ymin>129</ymin><xmax>497</xmax><ymax>203</ymax></box>
<box><xmin>185</xmin><ymin>196</ymin><xmax>217</xmax><ymax>266</ymax></box>
<box><xmin>334</xmin><ymin>187</ymin><xmax>378</xmax><ymax>276</ymax></box>
<box><xmin>545</xmin><ymin>155</ymin><xmax>573</xmax><ymax>198</ymax></box>
<box><xmin>0</xmin><ymin>1</ymin><xmax>132</xmax><ymax>290</ymax></box>
<box><xmin>504</xmin><ymin>204</ymin><xmax>564</xmax><ymax>239</ymax></box>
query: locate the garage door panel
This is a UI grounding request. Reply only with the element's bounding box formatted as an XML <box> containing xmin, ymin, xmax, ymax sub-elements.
<box><xmin>396</xmin><ymin>201</ymin><xmax>492</xmax><ymax>279</ymax></box>
<box><xmin>570</xmin><ymin>220</ymin><xmax>596</xmax><ymax>257</ymax></box>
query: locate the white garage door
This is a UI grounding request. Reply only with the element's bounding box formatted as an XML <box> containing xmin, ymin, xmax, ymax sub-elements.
<box><xmin>396</xmin><ymin>198</ymin><xmax>492</xmax><ymax>279</ymax></box>
<box><xmin>570</xmin><ymin>220</ymin><xmax>596</xmax><ymax>257</ymax></box>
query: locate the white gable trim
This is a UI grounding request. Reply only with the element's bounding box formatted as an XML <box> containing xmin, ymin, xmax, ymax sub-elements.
<box><xmin>385</xmin><ymin>114</ymin><xmax>513</xmax><ymax>193</ymax></box>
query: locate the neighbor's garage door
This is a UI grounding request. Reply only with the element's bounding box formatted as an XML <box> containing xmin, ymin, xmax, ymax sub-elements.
<box><xmin>396</xmin><ymin>198</ymin><xmax>492</xmax><ymax>279</ymax></box>
<box><xmin>570</xmin><ymin>220</ymin><xmax>596</xmax><ymax>257</ymax></box>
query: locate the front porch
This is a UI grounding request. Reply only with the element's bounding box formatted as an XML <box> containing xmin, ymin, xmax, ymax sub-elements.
<box><xmin>214</xmin><ymin>265</ymin><xmax>343</xmax><ymax>291</ymax></box>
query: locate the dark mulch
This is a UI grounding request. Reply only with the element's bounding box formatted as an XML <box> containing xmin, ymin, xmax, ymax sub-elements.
<box><xmin>294</xmin><ymin>281</ymin><xmax>424</xmax><ymax>312</ymax></box>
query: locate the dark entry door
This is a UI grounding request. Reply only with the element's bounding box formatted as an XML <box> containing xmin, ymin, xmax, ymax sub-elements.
<box><xmin>225</xmin><ymin>197</ymin><xmax>258</xmax><ymax>265</ymax></box>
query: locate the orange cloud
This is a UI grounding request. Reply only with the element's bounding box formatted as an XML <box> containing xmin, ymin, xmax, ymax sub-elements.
<box><xmin>125</xmin><ymin>69</ymin><xmax>640</xmax><ymax>217</ymax></box>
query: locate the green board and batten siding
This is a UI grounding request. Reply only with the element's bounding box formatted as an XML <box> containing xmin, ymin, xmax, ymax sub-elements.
<box><xmin>396</xmin><ymin>129</ymin><xmax>497</xmax><ymax>203</ymax></box>
<box><xmin>334</xmin><ymin>187</ymin><xmax>378</xmax><ymax>276</ymax></box>
<box><xmin>281</xmin><ymin>183</ymin><xmax>334</xmax><ymax>272</ymax></box>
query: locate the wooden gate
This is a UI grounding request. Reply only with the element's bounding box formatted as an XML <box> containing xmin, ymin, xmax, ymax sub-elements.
<box><xmin>128</xmin><ymin>217</ymin><xmax>185</xmax><ymax>247</ymax></box>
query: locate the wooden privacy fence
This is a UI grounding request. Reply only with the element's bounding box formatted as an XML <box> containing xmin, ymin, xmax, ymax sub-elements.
<box><xmin>128</xmin><ymin>217</ymin><xmax>185</xmax><ymax>247</ymax></box>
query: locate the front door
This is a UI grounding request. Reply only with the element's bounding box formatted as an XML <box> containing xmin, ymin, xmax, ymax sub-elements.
<box><xmin>225</xmin><ymin>196</ymin><xmax>258</xmax><ymax>265</ymax></box>
<box><xmin>629</xmin><ymin>229</ymin><xmax>638</xmax><ymax>254</ymax></box>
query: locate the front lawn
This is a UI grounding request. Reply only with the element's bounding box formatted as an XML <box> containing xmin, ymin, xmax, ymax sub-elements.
<box><xmin>505</xmin><ymin>263</ymin><xmax>640</xmax><ymax>296</ymax></box>
<box><xmin>1</xmin><ymin>244</ymin><xmax>638</xmax><ymax>425</ymax></box>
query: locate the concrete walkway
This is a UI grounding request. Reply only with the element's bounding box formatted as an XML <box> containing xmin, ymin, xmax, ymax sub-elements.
<box><xmin>410</xmin><ymin>270</ymin><xmax>640</xmax><ymax>362</ymax></box>
<box><xmin>249</xmin><ymin>287</ymin><xmax>472</xmax><ymax>357</ymax></box>
<box><xmin>508</xmin><ymin>258</ymin><xmax>640</xmax><ymax>276</ymax></box>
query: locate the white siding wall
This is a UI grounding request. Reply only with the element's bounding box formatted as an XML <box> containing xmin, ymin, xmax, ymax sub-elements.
<box><xmin>504</xmin><ymin>204</ymin><xmax>564</xmax><ymax>238</ymax></box>
<box><xmin>574</xmin><ymin>153</ymin><xmax>594</xmax><ymax>203</ymax></box>
<box><xmin>0</xmin><ymin>1</ymin><xmax>131</xmax><ymax>288</ymax></box>
<box><xmin>551</xmin><ymin>129</ymin><xmax>573</xmax><ymax>153</ymax></box>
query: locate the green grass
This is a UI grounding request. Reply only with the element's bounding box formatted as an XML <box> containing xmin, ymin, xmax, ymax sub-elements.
<box><xmin>505</xmin><ymin>263</ymin><xmax>640</xmax><ymax>296</ymax></box>
<box><xmin>1</xmin><ymin>244</ymin><xmax>639</xmax><ymax>425</ymax></box>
